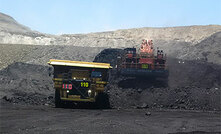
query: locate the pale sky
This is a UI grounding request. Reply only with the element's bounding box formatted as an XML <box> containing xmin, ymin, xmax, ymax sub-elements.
<box><xmin>0</xmin><ymin>0</ymin><xmax>220</xmax><ymax>34</ymax></box>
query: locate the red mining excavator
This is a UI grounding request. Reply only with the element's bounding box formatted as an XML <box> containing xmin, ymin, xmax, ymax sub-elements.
<box><xmin>117</xmin><ymin>39</ymin><xmax>168</xmax><ymax>80</ymax></box>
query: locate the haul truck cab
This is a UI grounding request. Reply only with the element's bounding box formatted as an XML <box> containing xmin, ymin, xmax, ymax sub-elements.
<box><xmin>48</xmin><ymin>59</ymin><xmax>112</xmax><ymax>108</ymax></box>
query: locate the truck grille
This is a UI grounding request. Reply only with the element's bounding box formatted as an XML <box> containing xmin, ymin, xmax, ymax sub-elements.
<box><xmin>62</xmin><ymin>79</ymin><xmax>90</xmax><ymax>99</ymax></box>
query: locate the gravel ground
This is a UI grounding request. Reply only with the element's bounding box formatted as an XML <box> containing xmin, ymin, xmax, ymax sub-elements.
<box><xmin>0</xmin><ymin>101</ymin><xmax>221</xmax><ymax>134</ymax></box>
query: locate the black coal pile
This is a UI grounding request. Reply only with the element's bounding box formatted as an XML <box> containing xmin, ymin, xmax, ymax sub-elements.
<box><xmin>96</xmin><ymin>49</ymin><xmax>221</xmax><ymax>110</ymax></box>
<box><xmin>0</xmin><ymin>62</ymin><xmax>54</xmax><ymax>105</ymax></box>
<box><xmin>93</xmin><ymin>48</ymin><xmax>124</xmax><ymax>67</ymax></box>
<box><xmin>106</xmin><ymin>82</ymin><xmax>221</xmax><ymax>110</ymax></box>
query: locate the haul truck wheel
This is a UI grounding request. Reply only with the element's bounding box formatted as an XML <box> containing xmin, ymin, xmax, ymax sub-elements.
<box><xmin>55</xmin><ymin>88</ymin><xmax>63</xmax><ymax>108</ymax></box>
<box><xmin>95</xmin><ymin>93</ymin><xmax>110</xmax><ymax>109</ymax></box>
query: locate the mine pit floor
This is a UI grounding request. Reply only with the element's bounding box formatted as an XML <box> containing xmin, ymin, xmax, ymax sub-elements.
<box><xmin>1</xmin><ymin>101</ymin><xmax>220</xmax><ymax>134</ymax></box>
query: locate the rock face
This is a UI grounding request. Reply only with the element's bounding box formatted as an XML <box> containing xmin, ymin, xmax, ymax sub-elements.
<box><xmin>0</xmin><ymin>13</ymin><xmax>220</xmax><ymax>44</ymax></box>
<box><xmin>1</xmin><ymin>12</ymin><xmax>221</xmax><ymax>46</ymax></box>
<box><xmin>1</xmin><ymin>12</ymin><xmax>221</xmax><ymax>64</ymax></box>
<box><xmin>0</xmin><ymin>44</ymin><xmax>105</xmax><ymax>70</ymax></box>
<box><xmin>0</xmin><ymin>13</ymin><xmax>33</xmax><ymax>33</ymax></box>
<box><xmin>180</xmin><ymin>32</ymin><xmax>221</xmax><ymax>64</ymax></box>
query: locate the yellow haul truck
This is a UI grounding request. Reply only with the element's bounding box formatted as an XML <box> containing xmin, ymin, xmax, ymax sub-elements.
<box><xmin>48</xmin><ymin>59</ymin><xmax>112</xmax><ymax>108</ymax></box>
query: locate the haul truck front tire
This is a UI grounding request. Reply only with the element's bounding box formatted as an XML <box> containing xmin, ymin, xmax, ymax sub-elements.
<box><xmin>55</xmin><ymin>88</ymin><xmax>64</xmax><ymax>108</ymax></box>
<box><xmin>95</xmin><ymin>93</ymin><xmax>110</xmax><ymax>109</ymax></box>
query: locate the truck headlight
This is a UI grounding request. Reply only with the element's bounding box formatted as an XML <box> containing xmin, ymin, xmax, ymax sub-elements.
<box><xmin>88</xmin><ymin>90</ymin><xmax>92</xmax><ymax>96</ymax></box>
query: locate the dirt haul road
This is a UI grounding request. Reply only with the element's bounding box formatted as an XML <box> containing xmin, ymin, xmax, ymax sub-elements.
<box><xmin>0</xmin><ymin>101</ymin><xmax>220</xmax><ymax>134</ymax></box>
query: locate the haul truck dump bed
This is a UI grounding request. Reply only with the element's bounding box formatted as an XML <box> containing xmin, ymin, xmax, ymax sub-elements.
<box><xmin>48</xmin><ymin>59</ymin><xmax>112</xmax><ymax>108</ymax></box>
